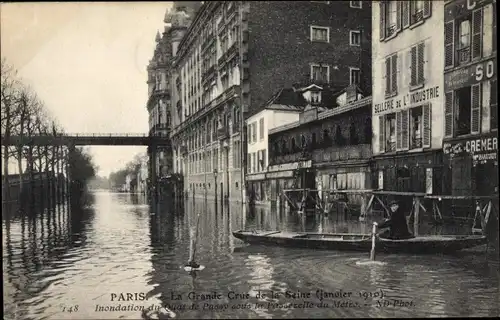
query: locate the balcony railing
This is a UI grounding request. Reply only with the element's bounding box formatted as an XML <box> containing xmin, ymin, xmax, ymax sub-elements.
<box><xmin>217</xmin><ymin>127</ymin><xmax>229</xmax><ymax>140</ymax></box>
<box><xmin>226</xmin><ymin>42</ymin><xmax>239</xmax><ymax>62</ymax></box>
<box><xmin>180</xmin><ymin>145</ymin><xmax>187</xmax><ymax>155</ymax></box>
<box><xmin>202</xmin><ymin>65</ymin><xmax>216</xmax><ymax>83</ymax></box>
<box><xmin>412</xmin><ymin>10</ymin><xmax>424</xmax><ymax>23</ymax></box>
<box><xmin>386</xmin><ymin>24</ymin><xmax>397</xmax><ymax>37</ymax></box>
<box><xmin>457</xmin><ymin>46</ymin><xmax>471</xmax><ymax>64</ymax></box>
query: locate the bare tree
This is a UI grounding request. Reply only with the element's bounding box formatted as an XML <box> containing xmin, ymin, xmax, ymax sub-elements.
<box><xmin>1</xmin><ymin>59</ymin><xmax>22</xmax><ymax>200</ymax></box>
<box><xmin>12</xmin><ymin>85</ymin><xmax>39</xmax><ymax>190</ymax></box>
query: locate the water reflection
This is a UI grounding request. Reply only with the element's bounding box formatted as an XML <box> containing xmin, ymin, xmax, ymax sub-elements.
<box><xmin>2</xmin><ymin>196</ymin><xmax>499</xmax><ymax>319</ymax></box>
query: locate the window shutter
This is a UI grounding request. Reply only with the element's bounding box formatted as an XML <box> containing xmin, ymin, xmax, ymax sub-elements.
<box><xmin>379</xmin><ymin>115</ymin><xmax>385</xmax><ymax>153</ymax></box>
<box><xmin>423</xmin><ymin>104</ymin><xmax>431</xmax><ymax>148</ymax></box>
<box><xmin>423</xmin><ymin>0</ymin><xmax>431</xmax><ymax>19</ymax></box>
<box><xmin>391</xmin><ymin>54</ymin><xmax>398</xmax><ymax>94</ymax></box>
<box><xmin>491</xmin><ymin>79</ymin><xmax>498</xmax><ymax>129</ymax></box>
<box><xmin>471</xmin><ymin>84</ymin><xmax>481</xmax><ymax>134</ymax></box>
<box><xmin>401</xmin><ymin>109</ymin><xmax>409</xmax><ymax>150</ymax></box>
<box><xmin>396</xmin><ymin>1</ymin><xmax>402</xmax><ymax>32</ymax></box>
<box><xmin>494</xmin><ymin>2</ymin><xmax>497</xmax><ymax>52</ymax></box>
<box><xmin>418</xmin><ymin>42</ymin><xmax>425</xmax><ymax>84</ymax></box>
<box><xmin>472</xmin><ymin>8</ymin><xmax>483</xmax><ymax>60</ymax></box>
<box><xmin>410</xmin><ymin>46</ymin><xmax>417</xmax><ymax>86</ymax></box>
<box><xmin>380</xmin><ymin>1</ymin><xmax>386</xmax><ymax>41</ymax></box>
<box><xmin>385</xmin><ymin>57</ymin><xmax>391</xmax><ymax>95</ymax></box>
<box><xmin>444</xmin><ymin>21</ymin><xmax>454</xmax><ymax>68</ymax></box>
<box><xmin>402</xmin><ymin>1</ymin><xmax>410</xmax><ymax>29</ymax></box>
<box><xmin>396</xmin><ymin>112</ymin><xmax>402</xmax><ymax>150</ymax></box>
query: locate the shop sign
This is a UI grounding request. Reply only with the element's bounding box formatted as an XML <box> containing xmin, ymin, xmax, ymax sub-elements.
<box><xmin>445</xmin><ymin>0</ymin><xmax>495</xmax><ymax>22</ymax></box>
<box><xmin>443</xmin><ymin>132</ymin><xmax>498</xmax><ymax>164</ymax></box>
<box><xmin>267</xmin><ymin>160</ymin><xmax>312</xmax><ymax>173</ymax></box>
<box><xmin>373</xmin><ymin>85</ymin><xmax>440</xmax><ymax>115</ymax></box>
<box><xmin>444</xmin><ymin>57</ymin><xmax>496</xmax><ymax>91</ymax></box>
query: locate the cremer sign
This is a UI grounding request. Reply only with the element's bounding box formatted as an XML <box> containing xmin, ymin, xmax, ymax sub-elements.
<box><xmin>443</xmin><ymin>132</ymin><xmax>498</xmax><ymax>164</ymax></box>
<box><xmin>373</xmin><ymin>85</ymin><xmax>440</xmax><ymax>115</ymax></box>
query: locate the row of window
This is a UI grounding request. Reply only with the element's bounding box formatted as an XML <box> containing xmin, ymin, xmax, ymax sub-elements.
<box><xmin>444</xmin><ymin>3</ymin><xmax>496</xmax><ymax>69</ymax></box>
<box><xmin>310</xmin><ymin>64</ymin><xmax>361</xmax><ymax>85</ymax></box>
<box><xmin>248</xmin><ymin>149</ymin><xmax>267</xmax><ymax>174</ymax></box>
<box><xmin>187</xmin><ymin>149</ymin><xmax>218</xmax><ymax>175</ymax></box>
<box><xmin>182</xmin><ymin>106</ymin><xmax>241</xmax><ymax>153</ymax></box>
<box><xmin>311</xmin><ymin>1</ymin><xmax>363</xmax><ymax>9</ymax></box>
<box><xmin>310</xmin><ymin>26</ymin><xmax>363</xmax><ymax>47</ymax></box>
<box><xmin>248</xmin><ymin>118</ymin><xmax>265</xmax><ymax>144</ymax></box>
<box><xmin>383</xmin><ymin>40</ymin><xmax>427</xmax><ymax>98</ymax></box>
<box><xmin>444</xmin><ymin>80</ymin><xmax>497</xmax><ymax>138</ymax></box>
<box><xmin>378</xmin><ymin>104</ymin><xmax>431</xmax><ymax>153</ymax></box>
<box><xmin>379</xmin><ymin>1</ymin><xmax>432</xmax><ymax>42</ymax></box>
<box><xmin>271</xmin><ymin>122</ymin><xmax>371</xmax><ymax>157</ymax></box>
<box><xmin>184</xmin><ymin>142</ymin><xmax>243</xmax><ymax>175</ymax></box>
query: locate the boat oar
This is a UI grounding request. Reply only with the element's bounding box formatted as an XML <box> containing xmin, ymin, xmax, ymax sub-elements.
<box><xmin>189</xmin><ymin>213</ymin><xmax>201</xmax><ymax>266</ymax></box>
<box><xmin>370</xmin><ymin>222</ymin><xmax>378</xmax><ymax>261</ymax></box>
<box><xmin>183</xmin><ymin>213</ymin><xmax>205</xmax><ymax>272</ymax></box>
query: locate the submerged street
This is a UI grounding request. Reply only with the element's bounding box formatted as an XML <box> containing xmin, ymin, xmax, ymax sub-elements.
<box><xmin>3</xmin><ymin>191</ymin><xmax>499</xmax><ymax>319</ymax></box>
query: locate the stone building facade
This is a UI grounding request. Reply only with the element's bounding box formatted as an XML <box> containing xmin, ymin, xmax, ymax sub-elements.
<box><xmin>371</xmin><ymin>0</ymin><xmax>446</xmax><ymax>195</ymax></box>
<box><xmin>169</xmin><ymin>1</ymin><xmax>373</xmax><ymax>202</ymax></box>
<box><xmin>146</xmin><ymin>2</ymin><xmax>201</xmax><ymax>193</ymax></box>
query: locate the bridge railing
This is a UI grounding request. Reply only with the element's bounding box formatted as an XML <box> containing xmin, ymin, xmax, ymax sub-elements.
<box><xmin>63</xmin><ymin>133</ymin><xmax>149</xmax><ymax>137</ymax></box>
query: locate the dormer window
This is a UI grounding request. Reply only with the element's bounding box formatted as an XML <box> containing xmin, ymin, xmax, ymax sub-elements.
<box><xmin>311</xmin><ymin>91</ymin><xmax>322</xmax><ymax>104</ymax></box>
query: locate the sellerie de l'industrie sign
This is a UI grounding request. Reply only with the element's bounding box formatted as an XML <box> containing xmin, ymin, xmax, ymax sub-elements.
<box><xmin>373</xmin><ymin>85</ymin><xmax>440</xmax><ymax>115</ymax></box>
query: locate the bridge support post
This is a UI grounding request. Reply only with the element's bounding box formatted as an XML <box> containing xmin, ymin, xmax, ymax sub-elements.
<box><xmin>150</xmin><ymin>146</ymin><xmax>158</xmax><ymax>200</ymax></box>
<box><xmin>67</xmin><ymin>145</ymin><xmax>75</xmax><ymax>204</ymax></box>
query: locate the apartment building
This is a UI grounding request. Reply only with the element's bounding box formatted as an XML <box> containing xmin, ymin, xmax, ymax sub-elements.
<box><xmin>442</xmin><ymin>0</ymin><xmax>497</xmax><ymax>196</ymax></box>
<box><xmin>371</xmin><ymin>1</ymin><xmax>445</xmax><ymax>195</ymax></box>
<box><xmin>146</xmin><ymin>2</ymin><xmax>201</xmax><ymax>191</ymax></box>
<box><xmin>169</xmin><ymin>1</ymin><xmax>372</xmax><ymax>202</ymax></box>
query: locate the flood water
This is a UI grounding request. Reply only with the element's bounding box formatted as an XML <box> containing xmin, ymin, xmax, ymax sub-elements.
<box><xmin>2</xmin><ymin>191</ymin><xmax>499</xmax><ymax>319</ymax></box>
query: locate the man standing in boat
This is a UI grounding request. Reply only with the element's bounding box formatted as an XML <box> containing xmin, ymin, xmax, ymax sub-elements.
<box><xmin>378</xmin><ymin>200</ymin><xmax>414</xmax><ymax>240</ymax></box>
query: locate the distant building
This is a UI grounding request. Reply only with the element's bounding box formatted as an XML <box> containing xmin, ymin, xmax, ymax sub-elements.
<box><xmin>137</xmin><ymin>157</ymin><xmax>149</xmax><ymax>195</ymax></box>
<box><xmin>169</xmin><ymin>1</ymin><xmax>373</xmax><ymax>202</ymax></box>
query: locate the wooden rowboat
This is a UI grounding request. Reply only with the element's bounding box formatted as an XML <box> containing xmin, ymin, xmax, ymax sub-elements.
<box><xmin>232</xmin><ymin>230</ymin><xmax>488</xmax><ymax>254</ymax></box>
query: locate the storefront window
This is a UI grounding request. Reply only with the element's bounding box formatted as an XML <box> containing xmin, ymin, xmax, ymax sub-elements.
<box><xmin>385</xmin><ymin>114</ymin><xmax>396</xmax><ymax>152</ymax></box>
<box><xmin>410</xmin><ymin>107</ymin><xmax>423</xmax><ymax>149</ymax></box>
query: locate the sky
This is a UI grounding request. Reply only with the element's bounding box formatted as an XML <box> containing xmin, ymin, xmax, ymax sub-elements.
<box><xmin>1</xmin><ymin>2</ymin><xmax>172</xmax><ymax>177</ymax></box>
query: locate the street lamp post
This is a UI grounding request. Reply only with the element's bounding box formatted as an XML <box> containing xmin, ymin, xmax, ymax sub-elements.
<box><xmin>214</xmin><ymin>168</ymin><xmax>218</xmax><ymax>212</ymax></box>
<box><xmin>238</xmin><ymin>1</ymin><xmax>246</xmax><ymax>206</ymax></box>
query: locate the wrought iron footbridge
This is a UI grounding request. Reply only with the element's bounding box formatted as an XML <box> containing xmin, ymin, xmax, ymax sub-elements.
<box><xmin>1</xmin><ymin>133</ymin><xmax>171</xmax><ymax>146</ymax></box>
